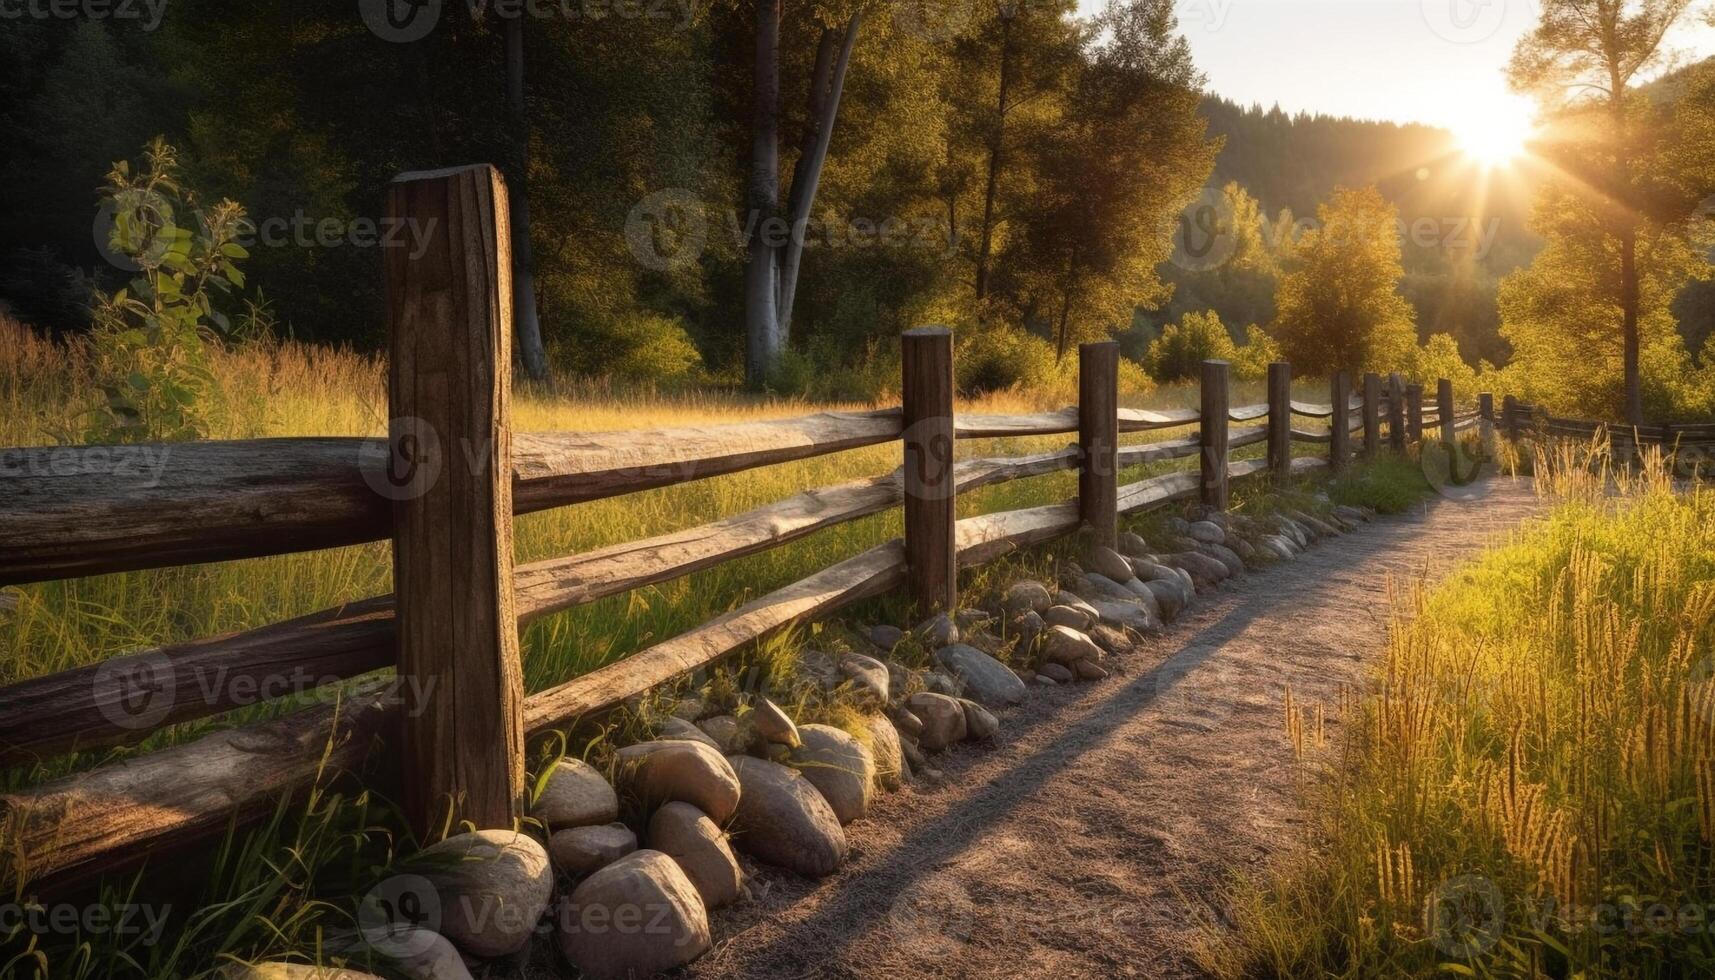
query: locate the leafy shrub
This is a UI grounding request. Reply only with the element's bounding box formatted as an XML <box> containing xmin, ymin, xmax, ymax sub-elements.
<box><xmin>1230</xmin><ymin>324</ymin><xmax>1282</xmax><ymax>382</ymax></box>
<box><xmin>1144</xmin><ymin>310</ymin><xmax>1237</xmax><ymax>382</ymax></box>
<box><xmin>955</xmin><ymin>327</ymin><xmax>1066</xmax><ymax>395</ymax></box>
<box><xmin>554</xmin><ymin>311</ymin><xmax>703</xmax><ymax>386</ymax></box>
<box><xmin>85</xmin><ymin>138</ymin><xmax>255</xmax><ymax>443</ymax></box>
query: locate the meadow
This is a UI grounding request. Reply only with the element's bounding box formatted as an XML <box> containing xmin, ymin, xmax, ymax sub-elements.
<box><xmin>1201</xmin><ymin>445</ymin><xmax>1715</xmax><ymax>978</ymax></box>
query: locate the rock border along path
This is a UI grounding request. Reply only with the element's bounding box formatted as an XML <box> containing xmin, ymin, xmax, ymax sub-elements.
<box><xmin>686</xmin><ymin>479</ymin><xmax>1544</xmax><ymax>979</ymax></box>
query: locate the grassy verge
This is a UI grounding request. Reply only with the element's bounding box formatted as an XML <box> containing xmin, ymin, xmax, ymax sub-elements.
<box><xmin>1199</xmin><ymin>451</ymin><xmax>1715</xmax><ymax>978</ymax></box>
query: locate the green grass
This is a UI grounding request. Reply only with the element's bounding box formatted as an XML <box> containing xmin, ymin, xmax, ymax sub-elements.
<box><xmin>1198</xmin><ymin>448</ymin><xmax>1715</xmax><ymax>979</ymax></box>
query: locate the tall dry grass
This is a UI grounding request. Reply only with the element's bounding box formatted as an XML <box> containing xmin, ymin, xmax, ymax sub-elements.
<box><xmin>1201</xmin><ymin>444</ymin><xmax>1715</xmax><ymax>977</ymax></box>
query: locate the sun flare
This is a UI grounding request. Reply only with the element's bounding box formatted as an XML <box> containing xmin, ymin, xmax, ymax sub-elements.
<box><xmin>1453</xmin><ymin>95</ymin><xmax>1536</xmax><ymax>169</ymax></box>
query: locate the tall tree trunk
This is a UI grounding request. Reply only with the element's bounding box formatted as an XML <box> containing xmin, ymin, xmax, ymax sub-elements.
<box><xmin>974</xmin><ymin>9</ymin><xmax>1015</xmax><ymax>304</ymax></box>
<box><xmin>506</xmin><ymin>16</ymin><xmax>548</xmax><ymax>381</ymax></box>
<box><xmin>745</xmin><ymin>0</ymin><xmax>783</xmax><ymax>387</ymax></box>
<box><xmin>777</xmin><ymin>12</ymin><xmax>863</xmax><ymax>341</ymax></box>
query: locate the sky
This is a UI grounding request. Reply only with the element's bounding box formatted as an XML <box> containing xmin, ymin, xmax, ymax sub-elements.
<box><xmin>1075</xmin><ymin>0</ymin><xmax>1715</xmax><ymax>131</ymax></box>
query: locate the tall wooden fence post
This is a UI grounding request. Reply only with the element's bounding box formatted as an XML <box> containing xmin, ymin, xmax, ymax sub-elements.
<box><xmin>1363</xmin><ymin>373</ymin><xmax>1381</xmax><ymax>458</ymax></box>
<box><xmin>1478</xmin><ymin>392</ymin><xmax>1495</xmax><ymax>453</ymax></box>
<box><xmin>1078</xmin><ymin>342</ymin><xmax>1119</xmax><ymax>551</ymax></box>
<box><xmin>1405</xmin><ymin>383</ymin><xmax>1424</xmax><ymax>445</ymax></box>
<box><xmin>903</xmin><ymin>327</ymin><xmax>956</xmax><ymax>615</ymax></box>
<box><xmin>1201</xmin><ymin>360</ymin><xmax>1230</xmax><ymax>510</ymax></box>
<box><xmin>1387</xmin><ymin>373</ymin><xmax>1406</xmax><ymax>453</ymax></box>
<box><xmin>1267</xmin><ymin>361</ymin><xmax>1292</xmax><ymax>482</ymax></box>
<box><xmin>384</xmin><ymin>164</ymin><xmax>525</xmax><ymax>835</ymax></box>
<box><xmin>1438</xmin><ymin>378</ymin><xmax>1456</xmax><ymax>446</ymax></box>
<box><xmin>1329</xmin><ymin>371</ymin><xmax>1351</xmax><ymax>471</ymax></box>
<box><xmin>1502</xmin><ymin>394</ymin><xmax>1520</xmax><ymax>443</ymax></box>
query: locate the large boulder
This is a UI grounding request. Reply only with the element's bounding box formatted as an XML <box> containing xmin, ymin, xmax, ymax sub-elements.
<box><xmin>368</xmin><ymin>928</ymin><xmax>469</xmax><ymax>980</ymax></box>
<box><xmin>1083</xmin><ymin>572</ymin><xmax>1141</xmax><ymax>604</ymax></box>
<box><xmin>531</xmin><ymin>759</ymin><xmax>620</xmax><ymax>831</ymax></box>
<box><xmin>869</xmin><ymin>624</ymin><xmax>904</xmax><ymax>650</ymax></box>
<box><xmin>557</xmin><ymin>850</ymin><xmax>711</xmax><ymax>980</ymax></box>
<box><xmin>933</xmin><ymin>643</ymin><xmax>1026</xmax><ymax>708</ymax></box>
<box><xmin>1002</xmin><ymin>580</ymin><xmax>1053</xmax><ymax>616</ymax></box>
<box><xmin>1042</xmin><ymin>604</ymin><xmax>1092</xmax><ymax>631</ymax></box>
<box><xmin>647</xmin><ymin>802</ymin><xmax>742</xmax><ymax>909</ymax></box>
<box><xmin>789</xmin><ymin>724</ymin><xmax>876</xmax><ymax>824</ymax></box>
<box><xmin>1117</xmin><ymin>531</ymin><xmax>1153</xmax><ymax>558</ymax></box>
<box><xmin>1088</xmin><ymin>599</ymin><xmax>1160</xmax><ymax>635</ymax></box>
<box><xmin>904</xmin><ymin>692</ymin><xmax>968</xmax><ymax>752</ymax></box>
<box><xmin>220</xmin><ymin>966</ymin><xmax>383</xmax><ymax>980</ymax></box>
<box><xmin>863</xmin><ymin>713</ymin><xmax>907</xmax><ymax>792</ymax></box>
<box><xmin>659</xmin><ymin>717</ymin><xmax>724</xmax><ymax>751</ymax></box>
<box><xmin>1191</xmin><ymin>541</ymin><xmax>1245</xmax><ymax>578</ymax></box>
<box><xmin>1089</xmin><ymin>546</ymin><xmax>1136</xmax><ymax>584</ymax></box>
<box><xmin>727</xmin><ymin>756</ymin><xmax>847</xmax><ymax>877</ymax></box>
<box><xmin>959</xmin><ymin>699</ymin><xmax>999</xmax><ymax>740</ymax></box>
<box><xmin>549</xmin><ymin>823</ymin><xmax>638</xmax><ymax>878</ymax></box>
<box><xmin>415</xmin><ymin>830</ymin><xmax>553</xmax><ymax>958</ymax></box>
<box><xmin>1120</xmin><ymin>578</ymin><xmax>1163</xmax><ymax>619</ymax></box>
<box><xmin>1144</xmin><ymin>579</ymin><xmax>1185</xmax><ymax>621</ymax></box>
<box><xmin>838</xmin><ymin>652</ymin><xmax>891</xmax><ymax>705</ymax></box>
<box><xmin>750</xmin><ymin>698</ymin><xmax>801</xmax><ymax>748</ymax></box>
<box><xmin>1043</xmin><ymin>625</ymin><xmax>1104</xmax><ymax>666</ymax></box>
<box><xmin>1186</xmin><ymin>521</ymin><xmax>1227</xmax><ymax>545</ymax></box>
<box><xmin>613</xmin><ymin>740</ymin><xmax>741</xmax><ymax>824</ymax></box>
<box><xmin>695</xmin><ymin>714</ymin><xmax>742</xmax><ymax>753</ymax></box>
<box><xmin>915</xmin><ymin>612</ymin><xmax>960</xmax><ymax>648</ymax></box>
<box><xmin>1161</xmin><ymin>551</ymin><xmax>1229</xmax><ymax>587</ymax></box>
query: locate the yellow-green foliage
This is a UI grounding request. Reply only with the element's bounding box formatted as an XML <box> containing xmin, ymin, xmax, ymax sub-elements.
<box><xmin>1145</xmin><ymin>309</ymin><xmax>1237</xmax><ymax>382</ymax></box>
<box><xmin>1271</xmin><ymin>186</ymin><xmax>1418</xmax><ymax>378</ymax></box>
<box><xmin>1204</xmin><ymin>452</ymin><xmax>1715</xmax><ymax>978</ymax></box>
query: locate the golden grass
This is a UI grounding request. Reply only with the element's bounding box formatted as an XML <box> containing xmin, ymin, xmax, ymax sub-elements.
<box><xmin>1200</xmin><ymin>444</ymin><xmax>1715</xmax><ymax>978</ymax></box>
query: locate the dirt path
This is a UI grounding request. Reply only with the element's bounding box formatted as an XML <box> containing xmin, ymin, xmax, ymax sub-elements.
<box><xmin>688</xmin><ymin>478</ymin><xmax>1545</xmax><ymax>980</ymax></box>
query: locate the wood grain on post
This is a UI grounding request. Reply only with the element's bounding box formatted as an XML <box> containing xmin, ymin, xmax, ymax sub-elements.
<box><xmin>1387</xmin><ymin>373</ymin><xmax>1406</xmax><ymax>452</ymax></box>
<box><xmin>384</xmin><ymin>165</ymin><xmax>525</xmax><ymax>834</ymax></box>
<box><xmin>902</xmin><ymin>328</ymin><xmax>957</xmax><ymax>615</ymax></box>
<box><xmin>1405</xmin><ymin>383</ymin><xmax>1423</xmax><ymax>444</ymax></box>
<box><xmin>1502</xmin><ymin>395</ymin><xmax>1520</xmax><ymax>442</ymax></box>
<box><xmin>1478</xmin><ymin>392</ymin><xmax>1495</xmax><ymax>452</ymax></box>
<box><xmin>1438</xmin><ymin>379</ymin><xmax>1456</xmax><ymax>446</ymax></box>
<box><xmin>1078</xmin><ymin>342</ymin><xmax>1120</xmax><ymax>550</ymax></box>
<box><xmin>1200</xmin><ymin>360</ymin><xmax>1230</xmax><ymax>510</ymax></box>
<box><xmin>1363</xmin><ymin>373</ymin><xmax>1381</xmax><ymax>457</ymax></box>
<box><xmin>1266</xmin><ymin>361</ymin><xmax>1292</xmax><ymax>482</ymax></box>
<box><xmin>1329</xmin><ymin>372</ymin><xmax>1351</xmax><ymax>470</ymax></box>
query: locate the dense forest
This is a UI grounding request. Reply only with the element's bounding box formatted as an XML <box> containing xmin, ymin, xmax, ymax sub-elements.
<box><xmin>2</xmin><ymin>0</ymin><xmax>1712</xmax><ymax>417</ymax></box>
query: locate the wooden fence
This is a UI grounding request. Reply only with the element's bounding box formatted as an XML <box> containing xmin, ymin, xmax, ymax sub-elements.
<box><xmin>1498</xmin><ymin>397</ymin><xmax>1715</xmax><ymax>461</ymax></box>
<box><xmin>0</xmin><ymin>165</ymin><xmax>1487</xmax><ymax>894</ymax></box>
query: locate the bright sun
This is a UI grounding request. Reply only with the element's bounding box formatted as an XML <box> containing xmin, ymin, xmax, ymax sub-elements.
<box><xmin>1454</xmin><ymin>96</ymin><xmax>1536</xmax><ymax>168</ymax></box>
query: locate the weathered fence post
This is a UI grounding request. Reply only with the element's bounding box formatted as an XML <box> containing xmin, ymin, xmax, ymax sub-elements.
<box><xmin>903</xmin><ymin>327</ymin><xmax>957</xmax><ymax>615</ymax></box>
<box><xmin>1363</xmin><ymin>373</ymin><xmax>1381</xmax><ymax>457</ymax></box>
<box><xmin>1438</xmin><ymin>378</ymin><xmax>1456</xmax><ymax>447</ymax></box>
<box><xmin>384</xmin><ymin>164</ymin><xmax>525</xmax><ymax>835</ymax></box>
<box><xmin>1405</xmin><ymin>383</ymin><xmax>1423</xmax><ymax>445</ymax></box>
<box><xmin>1502</xmin><ymin>394</ymin><xmax>1520</xmax><ymax>443</ymax></box>
<box><xmin>1201</xmin><ymin>359</ymin><xmax>1230</xmax><ymax>510</ymax></box>
<box><xmin>1329</xmin><ymin>371</ymin><xmax>1351</xmax><ymax>471</ymax></box>
<box><xmin>1387</xmin><ymin>373</ymin><xmax>1406</xmax><ymax>453</ymax></box>
<box><xmin>1267</xmin><ymin>361</ymin><xmax>1292</xmax><ymax>482</ymax></box>
<box><xmin>1478</xmin><ymin>392</ymin><xmax>1495</xmax><ymax>453</ymax></box>
<box><xmin>1079</xmin><ymin>341</ymin><xmax>1119</xmax><ymax>551</ymax></box>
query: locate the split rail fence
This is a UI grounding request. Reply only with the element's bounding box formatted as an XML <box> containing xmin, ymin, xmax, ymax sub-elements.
<box><xmin>0</xmin><ymin>165</ymin><xmax>1488</xmax><ymax>894</ymax></box>
<box><xmin>1498</xmin><ymin>396</ymin><xmax>1715</xmax><ymax>463</ymax></box>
